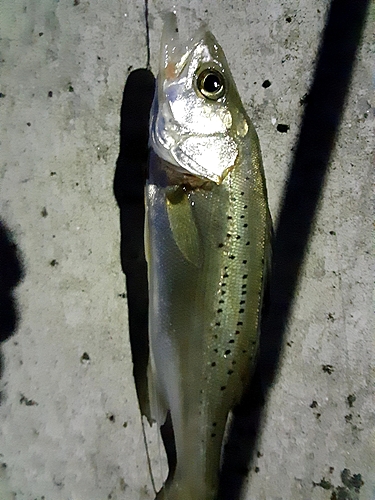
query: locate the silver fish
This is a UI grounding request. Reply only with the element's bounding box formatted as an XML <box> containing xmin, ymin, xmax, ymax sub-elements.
<box><xmin>145</xmin><ymin>13</ymin><xmax>271</xmax><ymax>500</ymax></box>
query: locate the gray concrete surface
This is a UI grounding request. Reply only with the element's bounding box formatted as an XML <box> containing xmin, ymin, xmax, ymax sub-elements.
<box><xmin>0</xmin><ymin>0</ymin><xmax>373</xmax><ymax>499</ymax></box>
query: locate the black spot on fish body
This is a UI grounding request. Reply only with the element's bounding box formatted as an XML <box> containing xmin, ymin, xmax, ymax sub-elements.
<box><xmin>225</xmin><ymin>350</ymin><xmax>231</xmax><ymax>356</ymax></box>
<box><xmin>211</xmin><ymin>362</ymin><xmax>216</xmax><ymax>367</ymax></box>
<box><xmin>243</xmin><ymin>223</ymin><xmax>248</xmax><ymax>228</ymax></box>
<box><xmin>211</xmin><ymin>433</ymin><xmax>217</xmax><ymax>437</ymax></box>
<box><xmin>227</xmin><ymin>370</ymin><xmax>234</xmax><ymax>375</ymax></box>
<box><xmin>242</xmin><ymin>274</ymin><xmax>248</xmax><ymax>279</ymax></box>
<box><xmin>229</xmin><ymin>339</ymin><xmax>235</xmax><ymax>344</ymax></box>
<box><xmin>221</xmin><ymin>386</ymin><xmax>226</xmax><ymax>391</ymax></box>
<box><xmin>239</xmin><ymin>309</ymin><xmax>245</xmax><ymax>314</ymax></box>
<box><xmin>237</xmin><ymin>321</ymin><xmax>243</xmax><ymax>326</ymax></box>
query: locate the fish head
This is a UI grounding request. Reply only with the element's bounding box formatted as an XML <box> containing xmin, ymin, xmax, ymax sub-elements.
<box><xmin>150</xmin><ymin>13</ymin><xmax>249</xmax><ymax>184</ymax></box>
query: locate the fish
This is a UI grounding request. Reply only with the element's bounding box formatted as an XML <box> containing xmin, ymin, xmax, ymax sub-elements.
<box><xmin>145</xmin><ymin>12</ymin><xmax>271</xmax><ymax>500</ymax></box>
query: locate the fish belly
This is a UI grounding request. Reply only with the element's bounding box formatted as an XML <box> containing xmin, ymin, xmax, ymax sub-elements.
<box><xmin>146</xmin><ymin>134</ymin><xmax>269</xmax><ymax>500</ymax></box>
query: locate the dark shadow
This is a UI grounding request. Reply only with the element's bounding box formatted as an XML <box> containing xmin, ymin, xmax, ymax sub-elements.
<box><xmin>0</xmin><ymin>220</ymin><xmax>24</xmax><ymax>403</ymax></box>
<box><xmin>114</xmin><ymin>68</ymin><xmax>179</xmax><ymax>491</ymax></box>
<box><xmin>218</xmin><ymin>0</ymin><xmax>370</xmax><ymax>498</ymax></box>
<box><xmin>113</xmin><ymin>68</ymin><xmax>155</xmax><ymax>420</ymax></box>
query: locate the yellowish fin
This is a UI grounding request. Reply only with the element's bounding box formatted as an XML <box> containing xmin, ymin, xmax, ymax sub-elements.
<box><xmin>166</xmin><ymin>187</ymin><xmax>201</xmax><ymax>268</ymax></box>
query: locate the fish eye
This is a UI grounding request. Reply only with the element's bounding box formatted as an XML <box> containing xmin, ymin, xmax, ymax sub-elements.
<box><xmin>196</xmin><ymin>69</ymin><xmax>225</xmax><ymax>100</ymax></box>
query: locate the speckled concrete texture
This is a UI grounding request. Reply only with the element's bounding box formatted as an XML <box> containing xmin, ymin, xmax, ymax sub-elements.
<box><xmin>0</xmin><ymin>1</ymin><xmax>373</xmax><ymax>499</ymax></box>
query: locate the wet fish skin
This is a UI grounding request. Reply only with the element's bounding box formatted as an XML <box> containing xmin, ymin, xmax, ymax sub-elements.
<box><xmin>146</xmin><ymin>13</ymin><xmax>271</xmax><ymax>500</ymax></box>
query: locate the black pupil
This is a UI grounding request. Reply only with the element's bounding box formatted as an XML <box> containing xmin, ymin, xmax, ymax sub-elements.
<box><xmin>204</xmin><ymin>73</ymin><xmax>221</xmax><ymax>93</ymax></box>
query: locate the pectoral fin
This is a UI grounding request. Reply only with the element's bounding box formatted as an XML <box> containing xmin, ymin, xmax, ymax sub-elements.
<box><xmin>166</xmin><ymin>187</ymin><xmax>201</xmax><ymax>267</ymax></box>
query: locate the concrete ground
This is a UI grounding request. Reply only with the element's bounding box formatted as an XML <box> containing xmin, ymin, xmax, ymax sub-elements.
<box><xmin>0</xmin><ymin>0</ymin><xmax>373</xmax><ymax>499</ymax></box>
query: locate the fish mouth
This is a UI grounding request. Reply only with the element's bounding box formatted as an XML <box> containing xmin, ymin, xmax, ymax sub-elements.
<box><xmin>159</xmin><ymin>12</ymin><xmax>180</xmax><ymax>79</ymax></box>
<box><xmin>159</xmin><ymin>12</ymin><xmax>208</xmax><ymax>81</ymax></box>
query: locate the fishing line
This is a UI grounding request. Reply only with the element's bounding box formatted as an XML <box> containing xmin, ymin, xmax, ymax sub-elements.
<box><xmin>141</xmin><ymin>4</ymin><xmax>176</xmax><ymax>494</ymax></box>
<box><xmin>155</xmin><ymin>388</ymin><xmax>166</xmax><ymax>496</ymax></box>
<box><xmin>142</xmin><ymin>2</ymin><xmax>166</xmax><ymax>490</ymax></box>
<box><xmin>145</xmin><ymin>0</ymin><xmax>151</xmax><ymax>70</ymax></box>
<box><xmin>141</xmin><ymin>416</ymin><xmax>157</xmax><ymax>495</ymax></box>
<box><xmin>149</xmin><ymin>354</ymin><xmax>170</xmax><ymax>496</ymax></box>
<box><xmin>145</xmin><ymin>1</ymin><xmax>170</xmax><ymax>491</ymax></box>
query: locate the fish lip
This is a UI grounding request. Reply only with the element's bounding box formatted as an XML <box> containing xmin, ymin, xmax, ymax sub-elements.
<box><xmin>159</xmin><ymin>12</ymin><xmax>180</xmax><ymax>77</ymax></box>
<box><xmin>160</xmin><ymin>12</ymin><xmax>210</xmax><ymax>81</ymax></box>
